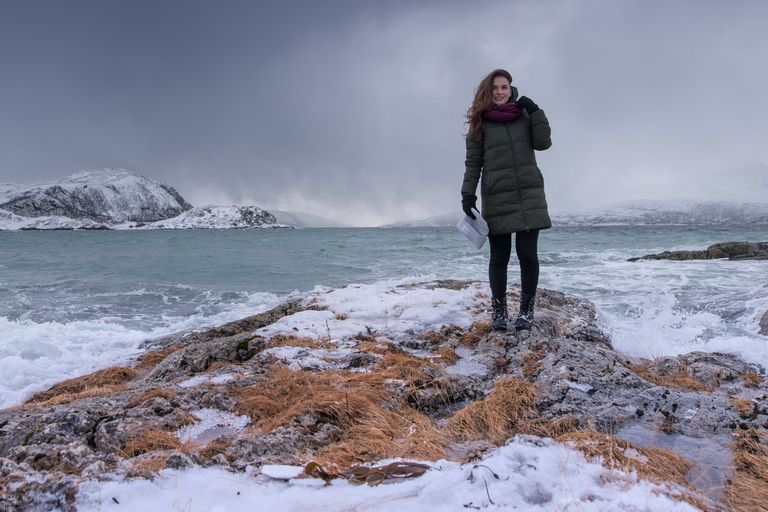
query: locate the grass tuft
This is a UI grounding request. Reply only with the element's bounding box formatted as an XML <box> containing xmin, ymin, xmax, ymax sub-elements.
<box><xmin>121</xmin><ymin>429</ymin><xmax>182</xmax><ymax>458</ymax></box>
<box><xmin>629</xmin><ymin>361</ymin><xmax>712</xmax><ymax>392</ymax></box>
<box><xmin>447</xmin><ymin>378</ymin><xmax>538</xmax><ymax>445</ymax></box>
<box><xmin>25</xmin><ymin>366</ymin><xmax>139</xmax><ymax>405</ymax></box>
<box><xmin>722</xmin><ymin>429</ymin><xmax>768</xmax><ymax>511</ymax></box>
<box><xmin>231</xmin><ymin>365</ymin><xmax>390</xmax><ymax>433</ymax></box>
<box><xmin>135</xmin><ymin>345</ymin><xmax>184</xmax><ymax>369</ymax></box>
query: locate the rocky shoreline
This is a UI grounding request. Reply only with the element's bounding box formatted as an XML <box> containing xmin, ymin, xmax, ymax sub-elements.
<box><xmin>628</xmin><ymin>241</ymin><xmax>768</xmax><ymax>261</ymax></box>
<box><xmin>2</xmin><ymin>282</ymin><xmax>767</xmax><ymax>511</ymax></box>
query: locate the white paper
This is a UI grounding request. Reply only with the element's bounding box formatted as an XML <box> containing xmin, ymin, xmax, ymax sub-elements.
<box><xmin>456</xmin><ymin>208</ymin><xmax>489</xmax><ymax>249</ymax></box>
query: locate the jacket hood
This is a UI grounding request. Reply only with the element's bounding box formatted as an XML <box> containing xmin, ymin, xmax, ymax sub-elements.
<box><xmin>509</xmin><ymin>86</ymin><xmax>519</xmax><ymax>103</ymax></box>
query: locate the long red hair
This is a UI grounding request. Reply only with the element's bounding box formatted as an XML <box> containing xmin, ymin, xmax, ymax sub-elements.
<box><xmin>465</xmin><ymin>69</ymin><xmax>513</xmax><ymax>141</ymax></box>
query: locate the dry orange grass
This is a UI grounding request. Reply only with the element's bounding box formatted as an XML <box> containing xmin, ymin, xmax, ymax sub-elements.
<box><xmin>460</xmin><ymin>332</ymin><xmax>482</xmax><ymax>346</ymax></box>
<box><xmin>418</xmin><ymin>331</ymin><xmax>448</xmax><ymax>345</ymax></box>
<box><xmin>357</xmin><ymin>340</ymin><xmax>404</xmax><ymax>355</ymax></box>
<box><xmin>231</xmin><ymin>365</ymin><xmax>391</xmax><ymax>433</ymax></box>
<box><xmin>628</xmin><ymin>361</ymin><xmax>712</xmax><ymax>392</ymax></box>
<box><xmin>491</xmin><ymin>356</ymin><xmax>510</xmax><ymax>375</ymax></box>
<box><xmin>127</xmin><ymin>388</ymin><xmax>175</xmax><ymax>408</ymax></box>
<box><xmin>121</xmin><ymin>429</ymin><xmax>182</xmax><ymax>458</ymax></box>
<box><xmin>25</xmin><ymin>366</ymin><xmax>139</xmax><ymax>405</ymax></box>
<box><xmin>135</xmin><ymin>345</ymin><xmax>184</xmax><ymax>369</ymax></box>
<box><xmin>433</xmin><ymin>348</ymin><xmax>461</xmax><ymax>366</ymax></box>
<box><xmin>720</xmin><ymin>429</ymin><xmax>768</xmax><ymax>511</ymax></box>
<box><xmin>731</xmin><ymin>430</ymin><xmax>768</xmax><ymax>481</ymax></box>
<box><xmin>522</xmin><ymin>416</ymin><xmax>579</xmax><ymax>438</ymax></box>
<box><xmin>23</xmin><ymin>385</ymin><xmax>128</xmax><ymax>408</ymax></box>
<box><xmin>317</xmin><ymin>405</ymin><xmax>449</xmax><ymax>471</ymax></box>
<box><xmin>126</xmin><ymin>454</ymin><xmax>172</xmax><ymax>479</ymax></box>
<box><xmin>470</xmin><ymin>320</ymin><xmax>492</xmax><ymax>335</ymax></box>
<box><xmin>269</xmin><ymin>334</ymin><xmax>327</xmax><ymax>350</ymax></box>
<box><xmin>522</xmin><ymin>352</ymin><xmax>545</xmax><ymax>378</ymax></box>
<box><xmin>740</xmin><ymin>373</ymin><xmax>763</xmax><ymax>389</ymax></box>
<box><xmin>730</xmin><ymin>398</ymin><xmax>754</xmax><ymax>419</ymax></box>
<box><xmin>724</xmin><ymin>473</ymin><xmax>768</xmax><ymax>512</ymax></box>
<box><xmin>198</xmin><ymin>436</ymin><xmax>234</xmax><ymax>463</ymax></box>
<box><xmin>375</xmin><ymin>352</ymin><xmax>441</xmax><ymax>385</ymax></box>
<box><xmin>741</xmin><ymin>373</ymin><xmax>764</xmax><ymax>389</ymax></box>
<box><xmin>204</xmin><ymin>360</ymin><xmax>234</xmax><ymax>373</ymax></box>
<box><xmin>447</xmin><ymin>378</ymin><xmax>538</xmax><ymax>445</ymax></box>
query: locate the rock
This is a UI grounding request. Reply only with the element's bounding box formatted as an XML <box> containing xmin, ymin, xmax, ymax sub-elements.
<box><xmin>0</xmin><ymin>169</ymin><xmax>192</xmax><ymax>223</ymax></box>
<box><xmin>1</xmin><ymin>282</ymin><xmax>766</xmax><ymax>510</ymax></box>
<box><xmin>628</xmin><ymin>241</ymin><xmax>768</xmax><ymax>261</ymax></box>
<box><xmin>81</xmin><ymin>460</ymin><xmax>108</xmax><ymax>477</ymax></box>
<box><xmin>760</xmin><ymin>310</ymin><xmax>768</xmax><ymax>336</ymax></box>
<box><xmin>166</xmin><ymin>453</ymin><xmax>196</xmax><ymax>469</ymax></box>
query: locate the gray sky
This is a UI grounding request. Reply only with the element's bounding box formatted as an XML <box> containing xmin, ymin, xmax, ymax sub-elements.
<box><xmin>1</xmin><ymin>0</ymin><xmax>767</xmax><ymax>226</ymax></box>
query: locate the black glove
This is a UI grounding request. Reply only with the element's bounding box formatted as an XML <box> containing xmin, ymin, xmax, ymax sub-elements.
<box><xmin>462</xmin><ymin>194</ymin><xmax>477</xmax><ymax>219</ymax></box>
<box><xmin>516</xmin><ymin>96</ymin><xmax>539</xmax><ymax>114</ymax></box>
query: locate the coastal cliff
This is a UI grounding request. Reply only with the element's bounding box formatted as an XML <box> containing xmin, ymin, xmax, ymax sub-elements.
<box><xmin>1</xmin><ymin>282</ymin><xmax>767</xmax><ymax>511</ymax></box>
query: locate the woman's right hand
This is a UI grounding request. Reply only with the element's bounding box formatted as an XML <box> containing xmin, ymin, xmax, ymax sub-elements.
<box><xmin>462</xmin><ymin>194</ymin><xmax>477</xmax><ymax>219</ymax></box>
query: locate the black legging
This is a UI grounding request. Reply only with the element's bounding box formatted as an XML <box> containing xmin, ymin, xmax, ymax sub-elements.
<box><xmin>488</xmin><ymin>230</ymin><xmax>539</xmax><ymax>298</ymax></box>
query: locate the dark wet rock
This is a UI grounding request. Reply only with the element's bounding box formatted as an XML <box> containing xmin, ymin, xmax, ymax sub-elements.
<box><xmin>628</xmin><ymin>241</ymin><xmax>768</xmax><ymax>261</ymax></box>
<box><xmin>165</xmin><ymin>453</ymin><xmax>195</xmax><ymax>470</ymax></box>
<box><xmin>760</xmin><ymin>309</ymin><xmax>768</xmax><ymax>336</ymax></box>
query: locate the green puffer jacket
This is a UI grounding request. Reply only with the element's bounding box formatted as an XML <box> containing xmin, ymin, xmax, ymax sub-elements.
<box><xmin>461</xmin><ymin>96</ymin><xmax>552</xmax><ymax>235</ymax></box>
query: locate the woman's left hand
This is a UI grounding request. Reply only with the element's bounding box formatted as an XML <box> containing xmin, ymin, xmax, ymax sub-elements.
<box><xmin>516</xmin><ymin>96</ymin><xmax>540</xmax><ymax>114</ymax></box>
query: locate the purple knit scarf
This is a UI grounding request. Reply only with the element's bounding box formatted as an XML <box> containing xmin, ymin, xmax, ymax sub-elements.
<box><xmin>483</xmin><ymin>102</ymin><xmax>524</xmax><ymax>122</ymax></box>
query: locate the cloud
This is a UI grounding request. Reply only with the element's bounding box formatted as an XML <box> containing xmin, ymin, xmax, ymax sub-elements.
<box><xmin>1</xmin><ymin>0</ymin><xmax>767</xmax><ymax>225</ymax></box>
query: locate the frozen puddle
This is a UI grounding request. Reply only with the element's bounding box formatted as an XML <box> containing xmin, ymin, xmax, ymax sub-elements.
<box><xmin>174</xmin><ymin>408</ymin><xmax>251</xmax><ymax>443</ymax></box>
<box><xmin>616</xmin><ymin>423</ymin><xmax>734</xmax><ymax>499</ymax></box>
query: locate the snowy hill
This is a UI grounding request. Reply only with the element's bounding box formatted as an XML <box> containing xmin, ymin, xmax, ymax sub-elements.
<box><xmin>0</xmin><ymin>169</ymin><xmax>192</xmax><ymax>225</ymax></box>
<box><xmin>552</xmin><ymin>162</ymin><xmax>768</xmax><ymax>225</ymax></box>
<box><xmin>383</xmin><ymin>212</ymin><xmax>462</xmax><ymax>228</ymax></box>
<box><xmin>551</xmin><ymin>200</ymin><xmax>768</xmax><ymax>226</ymax></box>
<box><xmin>0</xmin><ymin>169</ymin><xmax>288</xmax><ymax>230</ymax></box>
<box><xmin>122</xmin><ymin>205</ymin><xmax>284</xmax><ymax>229</ymax></box>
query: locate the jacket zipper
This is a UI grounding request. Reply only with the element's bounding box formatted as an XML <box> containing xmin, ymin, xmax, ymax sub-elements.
<box><xmin>505</xmin><ymin>123</ymin><xmax>529</xmax><ymax>231</ymax></box>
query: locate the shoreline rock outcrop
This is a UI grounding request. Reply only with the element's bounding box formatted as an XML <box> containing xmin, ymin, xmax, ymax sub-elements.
<box><xmin>628</xmin><ymin>241</ymin><xmax>768</xmax><ymax>261</ymax></box>
<box><xmin>1</xmin><ymin>282</ymin><xmax>766</xmax><ymax>511</ymax></box>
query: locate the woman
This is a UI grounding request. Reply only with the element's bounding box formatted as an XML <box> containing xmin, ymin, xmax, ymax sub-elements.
<box><xmin>461</xmin><ymin>69</ymin><xmax>552</xmax><ymax>331</ymax></box>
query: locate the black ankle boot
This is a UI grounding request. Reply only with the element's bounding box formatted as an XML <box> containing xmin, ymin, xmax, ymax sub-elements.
<box><xmin>491</xmin><ymin>296</ymin><xmax>508</xmax><ymax>331</ymax></box>
<box><xmin>515</xmin><ymin>293</ymin><xmax>535</xmax><ymax>330</ymax></box>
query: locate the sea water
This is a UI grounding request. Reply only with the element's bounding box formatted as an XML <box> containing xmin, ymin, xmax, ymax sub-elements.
<box><xmin>1</xmin><ymin>225</ymin><xmax>768</xmax><ymax>408</ymax></box>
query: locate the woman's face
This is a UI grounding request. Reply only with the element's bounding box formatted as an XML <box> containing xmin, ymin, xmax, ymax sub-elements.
<box><xmin>492</xmin><ymin>76</ymin><xmax>512</xmax><ymax>105</ymax></box>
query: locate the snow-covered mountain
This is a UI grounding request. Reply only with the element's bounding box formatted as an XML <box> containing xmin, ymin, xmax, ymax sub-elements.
<box><xmin>121</xmin><ymin>205</ymin><xmax>284</xmax><ymax>230</ymax></box>
<box><xmin>0</xmin><ymin>169</ymin><xmax>192</xmax><ymax>225</ymax></box>
<box><xmin>0</xmin><ymin>169</ymin><xmax>287</xmax><ymax>230</ymax></box>
<box><xmin>551</xmin><ymin>200</ymin><xmax>768</xmax><ymax>226</ymax></box>
<box><xmin>383</xmin><ymin>212</ymin><xmax>462</xmax><ymax>228</ymax></box>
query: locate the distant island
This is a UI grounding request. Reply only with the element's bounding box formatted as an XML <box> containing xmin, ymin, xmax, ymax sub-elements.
<box><xmin>0</xmin><ymin>169</ymin><xmax>344</xmax><ymax>230</ymax></box>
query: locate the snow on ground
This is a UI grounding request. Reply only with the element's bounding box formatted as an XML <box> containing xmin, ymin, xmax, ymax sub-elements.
<box><xmin>257</xmin><ymin>280</ymin><xmax>487</xmax><ymax>340</ymax></box>
<box><xmin>67</xmin><ymin>281</ymin><xmax>708</xmax><ymax>510</ymax></box>
<box><xmin>76</xmin><ymin>436</ymin><xmax>699</xmax><ymax>511</ymax></box>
